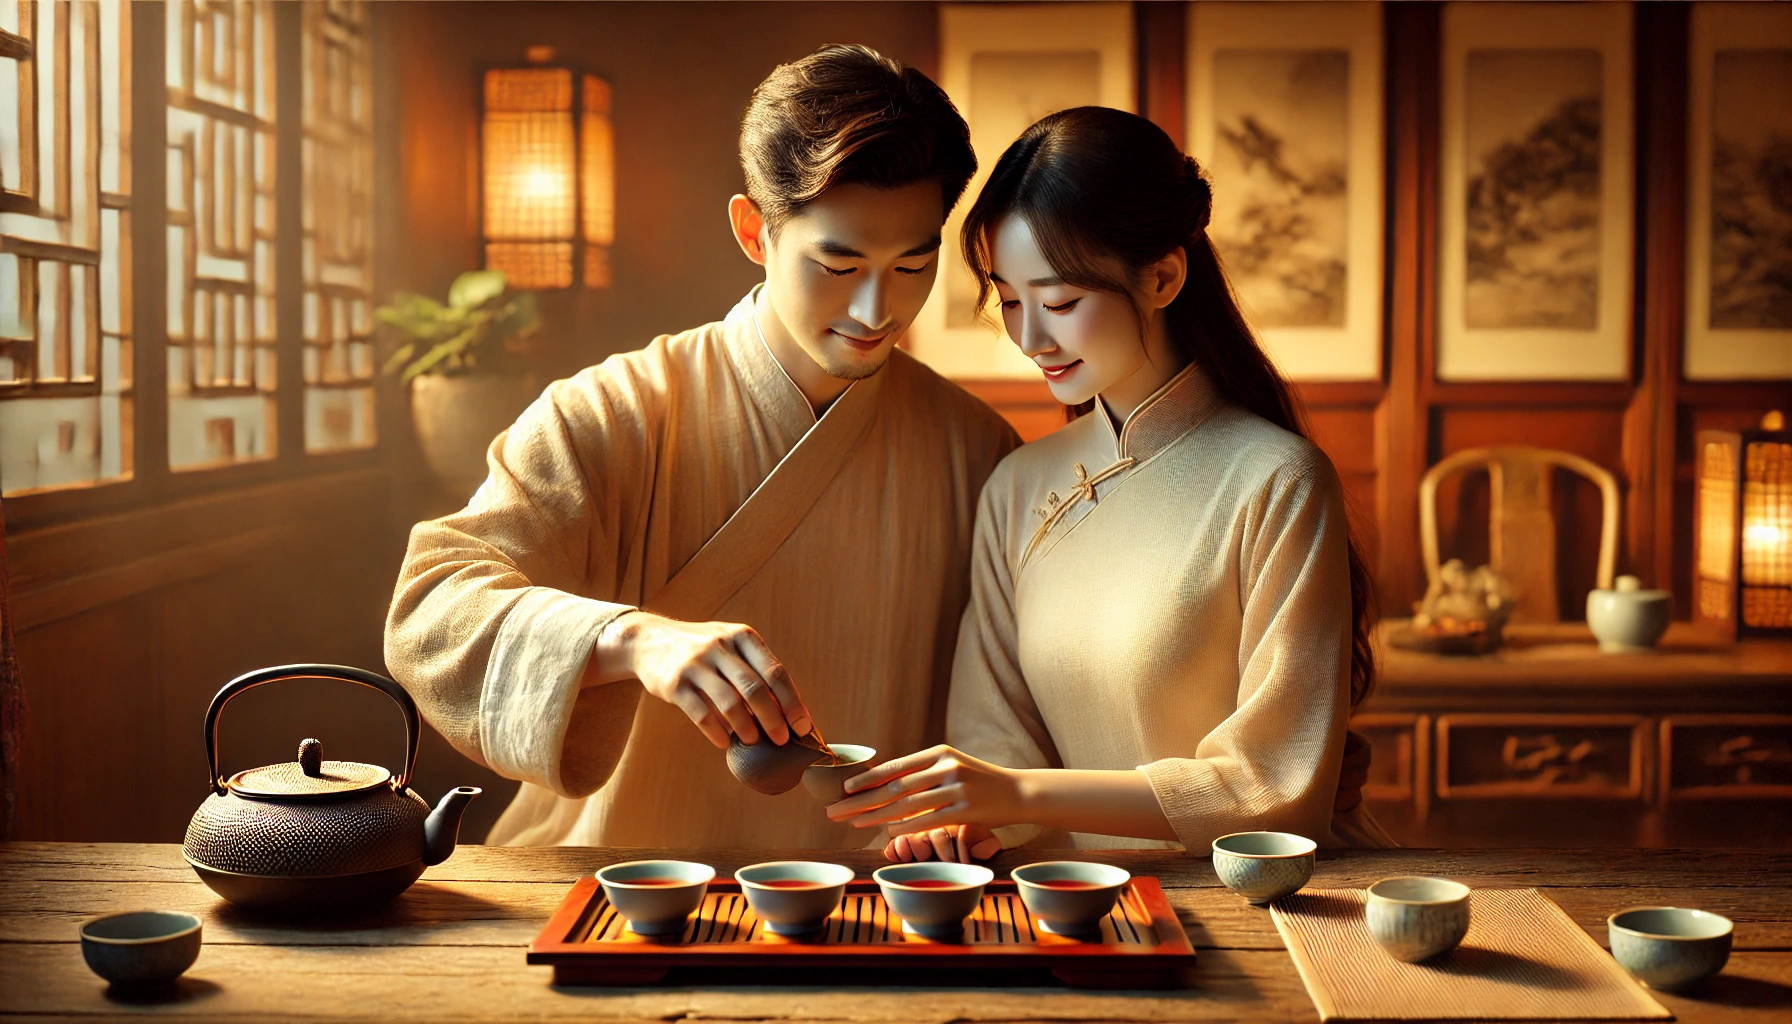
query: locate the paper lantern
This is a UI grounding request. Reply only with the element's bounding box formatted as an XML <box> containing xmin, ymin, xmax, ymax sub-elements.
<box><xmin>480</xmin><ymin>49</ymin><xmax>613</xmax><ymax>289</ymax></box>
<box><xmin>1694</xmin><ymin>410</ymin><xmax>1792</xmax><ymax>638</ymax></box>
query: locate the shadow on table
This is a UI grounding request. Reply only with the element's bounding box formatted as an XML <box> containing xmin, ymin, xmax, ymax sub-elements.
<box><xmin>205</xmin><ymin>881</ymin><xmax>509</xmax><ymax>931</ymax></box>
<box><xmin>103</xmin><ymin>977</ymin><xmax>223</xmax><ymax>1008</ymax></box>
<box><xmin>1667</xmin><ymin>973</ymin><xmax>1792</xmax><ymax>1010</ymax></box>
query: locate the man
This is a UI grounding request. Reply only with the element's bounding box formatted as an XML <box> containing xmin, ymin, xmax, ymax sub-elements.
<box><xmin>386</xmin><ymin>44</ymin><xmax>1371</xmax><ymax>853</ymax></box>
<box><xmin>386</xmin><ymin>45</ymin><xmax>1018</xmax><ymax>849</ymax></box>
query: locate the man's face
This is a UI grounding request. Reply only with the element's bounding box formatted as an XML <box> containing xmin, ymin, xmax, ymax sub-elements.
<box><xmin>760</xmin><ymin>180</ymin><xmax>945</xmax><ymax>381</ymax></box>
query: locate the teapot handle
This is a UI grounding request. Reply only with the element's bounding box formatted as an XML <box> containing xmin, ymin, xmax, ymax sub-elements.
<box><xmin>204</xmin><ymin>664</ymin><xmax>420</xmax><ymax>796</ymax></box>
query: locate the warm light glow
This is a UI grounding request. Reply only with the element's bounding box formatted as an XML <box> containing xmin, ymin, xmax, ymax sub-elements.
<box><xmin>480</xmin><ymin>64</ymin><xmax>613</xmax><ymax>290</ymax></box>
<box><xmin>522</xmin><ymin>169</ymin><xmax>565</xmax><ymax>200</ymax></box>
<box><xmin>1745</xmin><ymin>523</ymin><xmax>1787</xmax><ymax>549</ymax></box>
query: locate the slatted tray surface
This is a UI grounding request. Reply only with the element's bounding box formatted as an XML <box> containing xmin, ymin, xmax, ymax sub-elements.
<box><xmin>529</xmin><ymin>878</ymin><xmax>1196</xmax><ymax>987</ymax></box>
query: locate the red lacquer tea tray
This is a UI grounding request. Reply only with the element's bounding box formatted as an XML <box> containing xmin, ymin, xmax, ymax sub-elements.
<box><xmin>528</xmin><ymin>877</ymin><xmax>1196</xmax><ymax>988</ymax></box>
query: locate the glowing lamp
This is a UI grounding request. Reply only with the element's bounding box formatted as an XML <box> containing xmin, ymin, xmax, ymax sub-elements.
<box><xmin>480</xmin><ymin>48</ymin><xmax>614</xmax><ymax>289</ymax></box>
<box><xmin>1694</xmin><ymin>410</ymin><xmax>1792</xmax><ymax>638</ymax></box>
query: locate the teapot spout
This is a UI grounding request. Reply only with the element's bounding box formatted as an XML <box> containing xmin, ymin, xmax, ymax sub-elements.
<box><xmin>423</xmin><ymin>786</ymin><xmax>481</xmax><ymax>866</ymax></box>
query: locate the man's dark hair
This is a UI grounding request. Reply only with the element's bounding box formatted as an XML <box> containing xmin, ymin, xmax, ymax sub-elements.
<box><xmin>740</xmin><ymin>44</ymin><xmax>975</xmax><ymax>232</ymax></box>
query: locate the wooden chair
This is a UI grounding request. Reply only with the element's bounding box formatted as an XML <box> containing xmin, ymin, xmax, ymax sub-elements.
<box><xmin>1419</xmin><ymin>446</ymin><xmax>1620</xmax><ymax>623</ymax></box>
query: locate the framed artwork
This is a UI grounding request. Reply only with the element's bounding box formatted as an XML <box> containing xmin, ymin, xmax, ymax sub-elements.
<box><xmin>1685</xmin><ymin>3</ymin><xmax>1792</xmax><ymax>381</ymax></box>
<box><xmin>1437</xmin><ymin>2</ymin><xmax>1634</xmax><ymax>382</ymax></box>
<box><xmin>903</xmin><ymin>3</ymin><xmax>1134</xmax><ymax>381</ymax></box>
<box><xmin>1186</xmin><ymin>2</ymin><xmax>1384</xmax><ymax>381</ymax></box>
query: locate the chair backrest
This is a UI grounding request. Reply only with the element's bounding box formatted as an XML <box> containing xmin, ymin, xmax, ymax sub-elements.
<box><xmin>1419</xmin><ymin>446</ymin><xmax>1620</xmax><ymax>623</ymax></box>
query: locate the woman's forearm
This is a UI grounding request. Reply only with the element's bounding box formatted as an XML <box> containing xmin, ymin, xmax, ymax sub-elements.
<box><xmin>1012</xmin><ymin>768</ymin><xmax>1179</xmax><ymax>843</ymax></box>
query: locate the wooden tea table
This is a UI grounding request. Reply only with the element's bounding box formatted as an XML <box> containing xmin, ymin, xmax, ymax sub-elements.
<box><xmin>2</xmin><ymin>843</ymin><xmax>1789</xmax><ymax>1022</ymax></box>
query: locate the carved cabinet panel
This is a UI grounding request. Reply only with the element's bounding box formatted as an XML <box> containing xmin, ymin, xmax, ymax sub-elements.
<box><xmin>1435</xmin><ymin>714</ymin><xmax>1648</xmax><ymax>800</ymax></box>
<box><xmin>1661</xmin><ymin>716</ymin><xmax>1792</xmax><ymax>802</ymax></box>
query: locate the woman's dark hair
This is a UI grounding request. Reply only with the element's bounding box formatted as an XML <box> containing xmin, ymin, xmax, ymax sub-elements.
<box><xmin>961</xmin><ymin>106</ymin><xmax>1376</xmax><ymax>709</ymax></box>
<box><xmin>740</xmin><ymin>44</ymin><xmax>976</xmax><ymax>233</ymax></box>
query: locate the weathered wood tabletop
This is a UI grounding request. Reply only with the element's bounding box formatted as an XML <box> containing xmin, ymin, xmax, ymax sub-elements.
<box><xmin>2</xmin><ymin>843</ymin><xmax>1789</xmax><ymax>1022</ymax></box>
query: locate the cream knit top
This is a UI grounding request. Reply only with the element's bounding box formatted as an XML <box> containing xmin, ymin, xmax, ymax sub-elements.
<box><xmin>948</xmin><ymin>363</ymin><xmax>1363</xmax><ymax>851</ymax></box>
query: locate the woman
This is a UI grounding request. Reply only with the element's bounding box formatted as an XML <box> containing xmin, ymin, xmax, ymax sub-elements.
<box><xmin>825</xmin><ymin>107</ymin><xmax>1388</xmax><ymax>862</ymax></box>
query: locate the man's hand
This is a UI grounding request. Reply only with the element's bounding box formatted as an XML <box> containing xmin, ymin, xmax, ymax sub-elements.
<box><xmin>599</xmin><ymin>611</ymin><xmax>812</xmax><ymax>750</ymax></box>
<box><xmin>1335</xmin><ymin>728</ymin><xmax>1372</xmax><ymax>813</ymax></box>
<box><xmin>884</xmin><ymin>824</ymin><xmax>1002</xmax><ymax>864</ymax></box>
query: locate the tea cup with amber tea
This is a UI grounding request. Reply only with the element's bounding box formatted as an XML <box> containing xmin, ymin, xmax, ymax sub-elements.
<box><xmin>1211</xmin><ymin>831</ymin><xmax>1316</xmax><ymax>904</ymax></box>
<box><xmin>1012</xmin><ymin>861</ymin><xmax>1130</xmax><ymax>936</ymax></box>
<box><xmin>873</xmin><ymin>861</ymin><xmax>994</xmax><ymax>940</ymax></box>
<box><xmin>736</xmin><ymin>861</ymin><xmax>855</xmax><ymax>937</ymax></box>
<box><xmin>802</xmin><ymin>744</ymin><xmax>877</xmax><ymax>803</ymax></box>
<box><xmin>596</xmin><ymin>859</ymin><xmax>716</xmax><ymax>936</ymax></box>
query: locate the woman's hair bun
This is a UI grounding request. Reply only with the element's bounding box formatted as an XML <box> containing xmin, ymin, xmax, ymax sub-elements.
<box><xmin>1181</xmin><ymin>155</ymin><xmax>1213</xmax><ymax>235</ymax></box>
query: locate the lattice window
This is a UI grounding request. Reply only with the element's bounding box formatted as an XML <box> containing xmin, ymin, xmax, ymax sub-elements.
<box><xmin>301</xmin><ymin>0</ymin><xmax>374</xmax><ymax>452</ymax></box>
<box><xmin>0</xmin><ymin>0</ymin><xmax>134</xmax><ymax>497</ymax></box>
<box><xmin>165</xmin><ymin>0</ymin><xmax>277</xmax><ymax>469</ymax></box>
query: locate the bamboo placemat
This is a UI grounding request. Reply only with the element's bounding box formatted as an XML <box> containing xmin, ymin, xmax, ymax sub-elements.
<box><xmin>1270</xmin><ymin>888</ymin><xmax>1670</xmax><ymax>1021</ymax></box>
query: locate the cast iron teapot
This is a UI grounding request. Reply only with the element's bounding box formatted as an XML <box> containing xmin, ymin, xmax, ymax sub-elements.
<box><xmin>182</xmin><ymin>664</ymin><xmax>480</xmax><ymax>913</ymax></box>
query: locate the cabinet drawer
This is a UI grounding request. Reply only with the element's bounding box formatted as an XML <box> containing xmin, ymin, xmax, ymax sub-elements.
<box><xmin>1436</xmin><ymin>715</ymin><xmax>1647</xmax><ymax>800</ymax></box>
<box><xmin>1661</xmin><ymin>716</ymin><xmax>1792</xmax><ymax>802</ymax></box>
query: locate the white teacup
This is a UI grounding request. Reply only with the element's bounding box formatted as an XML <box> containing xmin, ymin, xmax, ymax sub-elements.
<box><xmin>873</xmin><ymin>861</ymin><xmax>994</xmax><ymax>940</ymax></box>
<box><xmin>1366</xmin><ymin>876</ymin><xmax>1472</xmax><ymax>962</ymax></box>
<box><xmin>596</xmin><ymin>859</ymin><xmax>715</xmax><ymax>936</ymax></box>
<box><xmin>736</xmin><ymin>861</ymin><xmax>855</xmax><ymax>937</ymax></box>
<box><xmin>1012</xmin><ymin>861</ymin><xmax>1130</xmax><ymax>936</ymax></box>
<box><xmin>1211</xmin><ymin>831</ymin><xmax>1316</xmax><ymax>904</ymax></box>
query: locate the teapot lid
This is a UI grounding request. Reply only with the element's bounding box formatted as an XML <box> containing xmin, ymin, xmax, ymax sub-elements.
<box><xmin>226</xmin><ymin>738</ymin><xmax>392</xmax><ymax>801</ymax></box>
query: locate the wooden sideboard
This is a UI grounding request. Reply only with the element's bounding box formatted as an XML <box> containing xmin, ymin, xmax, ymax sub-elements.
<box><xmin>1356</xmin><ymin>621</ymin><xmax>1792</xmax><ymax>849</ymax></box>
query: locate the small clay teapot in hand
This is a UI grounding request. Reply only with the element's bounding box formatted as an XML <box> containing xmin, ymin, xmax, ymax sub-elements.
<box><xmin>727</xmin><ymin>731</ymin><xmax>830</xmax><ymax>795</ymax></box>
<box><xmin>182</xmin><ymin>664</ymin><xmax>479</xmax><ymax>913</ymax></box>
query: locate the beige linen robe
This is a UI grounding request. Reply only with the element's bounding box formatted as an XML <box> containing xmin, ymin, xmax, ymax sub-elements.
<box><xmin>949</xmin><ymin>363</ymin><xmax>1379</xmax><ymax>852</ymax></box>
<box><xmin>386</xmin><ymin>292</ymin><xmax>1019</xmax><ymax>847</ymax></box>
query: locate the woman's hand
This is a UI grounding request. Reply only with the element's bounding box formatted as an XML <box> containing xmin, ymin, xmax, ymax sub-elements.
<box><xmin>825</xmin><ymin>745</ymin><xmax>1024</xmax><ymax>832</ymax></box>
<box><xmin>884</xmin><ymin>824</ymin><xmax>1002</xmax><ymax>863</ymax></box>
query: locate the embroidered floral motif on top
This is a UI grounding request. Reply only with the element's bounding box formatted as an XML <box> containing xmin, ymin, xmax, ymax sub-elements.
<box><xmin>1022</xmin><ymin>457</ymin><xmax>1136</xmax><ymax>566</ymax></box>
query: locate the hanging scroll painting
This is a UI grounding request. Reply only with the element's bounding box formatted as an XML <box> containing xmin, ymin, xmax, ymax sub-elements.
<box><xmin>1437</xmin><ymin>2</ymin><xmax>1633</xmax><ymax>381</ymax></box>
<box><xmin>1685</xmin><ymin>2</ymin><xmax>1792</xmax><ymax>381</ymax></box>
<box><xmin>904</xmin><ymin>3</ymin><xmax>1134</xmax><ymax>381</ymax></box>
<box><xmin>1186</xmin><ymin>2</ymin><xmax>1384</xmax><ymax>381</ymax></box>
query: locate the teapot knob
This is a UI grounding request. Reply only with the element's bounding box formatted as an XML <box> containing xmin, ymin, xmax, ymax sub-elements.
<box><xmin>298</xmin><ymin>738</ymin><xmax>324</xmax><ymax>777</ymax></box>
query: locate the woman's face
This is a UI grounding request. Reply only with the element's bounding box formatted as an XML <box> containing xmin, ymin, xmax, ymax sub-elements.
<box><xmin>988</xmin><ymin>215</ymin><xmax>1182</xmax><ymax>412</ymax></box>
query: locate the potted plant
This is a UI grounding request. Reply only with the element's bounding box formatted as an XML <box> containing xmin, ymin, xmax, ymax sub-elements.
<box><xmin>378</xmin><ymin>270</ymin><xmax>541</xmax><ymax>498</ymax></box>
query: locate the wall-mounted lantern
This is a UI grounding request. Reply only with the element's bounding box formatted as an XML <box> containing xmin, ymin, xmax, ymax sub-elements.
<box><xmin>1695</xmin><ymin>410</ymin><xmax>1792</xmax><ymax>639</ymax></box>
<box><xmin>479</xmin><ymin>47</ymin><xmax>613</xmax><ymax>289</ymax></box>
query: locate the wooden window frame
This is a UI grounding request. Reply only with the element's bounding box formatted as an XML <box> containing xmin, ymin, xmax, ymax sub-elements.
<box><xmin>4</xmin><ymin>2</ymin><xmax>395</xmax><ymax>536</ymax></box>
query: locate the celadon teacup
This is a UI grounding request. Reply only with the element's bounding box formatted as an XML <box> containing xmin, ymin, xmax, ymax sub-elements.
<box><xmin>1608</xmin><ymin>906</ymin><xmax>1733</xmax><ymax>990</ymax></box>
<box><xmin>1211</xmin><ymin>831</ymin><xmax>1316</xmax><ymax>904</ymax></box>
<box><xmin>1366</xmin><ymin>876</ymin><xmax>1471</xmax><ymax>962</ymax></box>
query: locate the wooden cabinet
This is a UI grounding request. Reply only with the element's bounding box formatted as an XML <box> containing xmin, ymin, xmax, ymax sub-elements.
<box><xmin>1356</xmin><ymin>623</ymin><xmax>1792</xmax><ymax>848</ymax></box>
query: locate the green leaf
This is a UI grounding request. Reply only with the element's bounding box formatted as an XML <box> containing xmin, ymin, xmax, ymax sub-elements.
<box><xmin>380</xmin><ymin>342</ymin><xmax>417</xmax><ymax>376</ymax></box>
<box><xmin>374</xmin><ymin>293</ymin><xmax>449</xmax><ymax>338</ymax></box>
<box><xmin>448</xmin><ymin>270</ymin><xmax>507</xmax><ymax>311</ymax></box>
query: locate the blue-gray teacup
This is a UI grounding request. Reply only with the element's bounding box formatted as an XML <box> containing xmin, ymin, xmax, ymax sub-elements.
<box><xmin>1211</xmin><ymin>831</ymin><xmax>1316</xmax><ymax>904</ymax></box>
<box><xmin>1366</xmin><ymin>876</ymin><xmax>1471</xmax><ymax>962</ymax></box>
<box><xmin>79</xmin><ymin>911</ymin><xmax>203</xmax><ymax>988</ymax></box>
<box><xmin>1608</xmin><ymin>907</ymin><xmax>1733</xmax><ymax>990</ymax></box>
